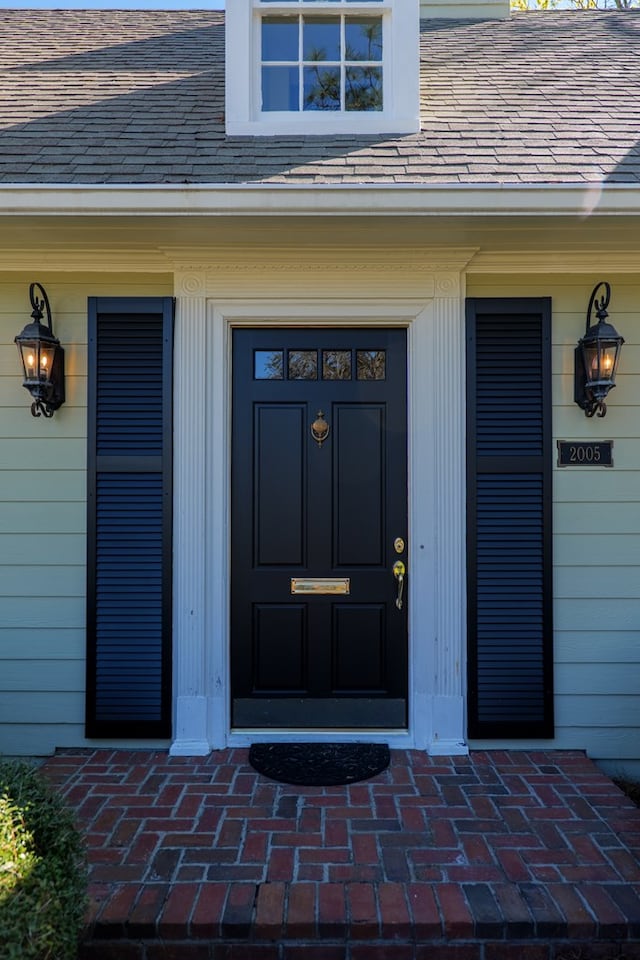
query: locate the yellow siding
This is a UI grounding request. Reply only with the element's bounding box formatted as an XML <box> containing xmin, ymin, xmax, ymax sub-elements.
<box><xmin>0</xmin><ymin>273</ymin><xmax>172</xmax><ymax>755</ymax></box>
<box><xmin>467</xmin><ymin>274</ymin><xmax>640</xmax><ymax>767</ymax></box>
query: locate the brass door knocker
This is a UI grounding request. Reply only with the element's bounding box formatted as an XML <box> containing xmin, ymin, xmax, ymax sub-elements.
<box><xmin>311</xmin><ymin>410</ymin><xmax>330</xmax><ymax>447</ymax></box>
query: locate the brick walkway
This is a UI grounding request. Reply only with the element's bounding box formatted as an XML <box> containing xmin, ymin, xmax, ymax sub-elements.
<box><xmin>42</xmin><ymin>748</ymin><xmax>640</xmax><ymax>959</ymax></box>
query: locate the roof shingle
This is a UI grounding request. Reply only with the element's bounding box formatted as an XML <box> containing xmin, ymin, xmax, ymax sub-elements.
<box><xmin>0</xmin><ymin>8</ymin><xmax>638</xmax><ymax>185</ymax></box>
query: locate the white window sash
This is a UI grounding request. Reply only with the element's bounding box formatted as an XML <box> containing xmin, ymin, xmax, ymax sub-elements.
<box><xmin>226</xmin><ymin>0</ymin><xmax>419</xmax><ymax>136</ymax></box>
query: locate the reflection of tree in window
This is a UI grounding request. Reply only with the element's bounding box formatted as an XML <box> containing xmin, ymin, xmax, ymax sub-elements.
<box><xmin>288</xmin><ymin>350</ymin><xmax>318</xmax><ymax>380</ymax></box>
<box><xmin>255</xmin><ymin>350</ymin><xmax>284</xmax><ymax>379</ymax></box>
<box><xmin>345</xmin><ymin>19</ymin><xmax>383</xmax><ymax>111</ymax></box>
<box><xmin>357</xmin><ymin>350</ymin><xmax>385</xmax><ymax>380</ymax></box>
<box><xmin>323</xmin><ymin>350</ymin><xmax>352</xmax><ymax>380</ymax></box>
<box><xmin>304</xmin><ymin>65</ymin><xmax>340</xmax><ymax>111</ymax></box>
<box><xmin>345</xmin><ymin>19</ymin><xmax>382</xmax><ymax>62</ymax></box>
<box><xmin>346</xmin><ymin>67</ymin><xmax>382</xmax><ymax>111</ymax></box>
<box><xmin>302</xmin><ymin>17</ymin><xmax>383</xmax><ymax>112</ymax></box>
<box><xmin>303</xmin><ymin>17</ymin><xmax>340</xmax><ymax>61</ymax></box>
<box><xmin>265</xmin><ymin>353</ymin><xmax>284</xmax><ymax>378</ymax></box>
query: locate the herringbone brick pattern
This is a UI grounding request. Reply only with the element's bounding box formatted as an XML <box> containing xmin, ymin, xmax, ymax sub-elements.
<box><xmin>42</xmin><ymin>749</ymin><xmax>640</xmax><ymax>959</ymax></box>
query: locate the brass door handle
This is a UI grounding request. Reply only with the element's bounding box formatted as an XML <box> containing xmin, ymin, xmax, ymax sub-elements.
<box><xmin>393</xmin><ymin>560</ymin><xmax>405</xmax><ymax>610</ymax></box>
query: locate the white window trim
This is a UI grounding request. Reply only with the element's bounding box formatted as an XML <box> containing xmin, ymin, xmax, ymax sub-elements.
<box><xmin>225</xmin><ymin>0</ymin><xmax>420</xmax><ymax>136</ymax></box>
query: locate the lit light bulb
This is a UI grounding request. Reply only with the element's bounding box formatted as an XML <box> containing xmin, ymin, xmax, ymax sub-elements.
<box><xmin>40</xmin><ymin>355</ymin><xmax>48</xmax><ymax>370</ymax></box>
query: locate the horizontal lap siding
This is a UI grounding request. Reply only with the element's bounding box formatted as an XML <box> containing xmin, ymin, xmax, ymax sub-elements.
<box><xmin>465</xmin><ymin>277</ymin><xmax>640</xmax><ymax>771</ymax></box>
<box><xmin>86</xmin><ymin>299</ymin><xmax>173</xmax><ymax>739</ymax></box>
<box><xmin>0</xmin><ymin>276</ymin><xmax>172</xmax><ymax>757</ymax></box>
<box><xmin>467</xmin><ymin>299</ymin><xmax>553</xmax><ymax>739</ymax></box>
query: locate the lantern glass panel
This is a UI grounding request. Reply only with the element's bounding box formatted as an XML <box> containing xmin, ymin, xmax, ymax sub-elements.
<box><xmin>584</xmin><ymin>339</ymin><xmax>619</xmax><ymax>386</ymax></box>
<box><xmin>18</xmin><ymin>339</ymin><xmax>56</xmax><ymax>383</ymax></box>
<box><xmin>18</xmin><ymin>339</ymin><xmax>41</xmax><ymax>381</ymax></box>
<box><xmin>39</xmin><ymin>342</ymin><xmax>56</xmax><ymax>381</ymax></box>
<box><xmin>18</xmin><ymin>339</ymin><xmax>37</xmax><ymax>379</ymax></box>
<box><xmin>599</xmin><ymin>342</ymin><xmax>619</xmax><ymax>380</ymax></box>
<box><xmin>584</xmin><ymin>343</ymin><xmax>598</xmax><ymax>381</ymax></box>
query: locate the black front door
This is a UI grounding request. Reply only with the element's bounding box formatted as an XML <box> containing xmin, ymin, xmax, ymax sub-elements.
<box><xmin>231</xmin><ymin>328</ymin><xmax>408</xmax><ymax>728</ymax></box>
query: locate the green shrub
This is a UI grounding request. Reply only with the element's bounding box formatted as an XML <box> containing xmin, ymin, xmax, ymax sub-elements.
<box><xmin>0</xmin><ymin>761</ymin><xmax>88</xmax><ymax>960</ymax></box>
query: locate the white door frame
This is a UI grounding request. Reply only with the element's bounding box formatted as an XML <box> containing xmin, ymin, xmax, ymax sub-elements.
<box><xmin>171</xmin><ymin>289</ymin><xmax>468</xmax><ymax>756</ymax></box>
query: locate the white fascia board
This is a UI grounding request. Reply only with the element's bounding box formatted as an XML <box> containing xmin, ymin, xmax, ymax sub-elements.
<box><xmin>0</xmin><ymin>184</ymin><xmax>639</xmax><ymax>217</ymax></box>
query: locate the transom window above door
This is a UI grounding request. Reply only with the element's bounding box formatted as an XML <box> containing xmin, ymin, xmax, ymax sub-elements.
<box><xmin>254</xmin><ymin>347</ymin><xmax>386</xmax><ymax>380</ymax></box>
<box><xmin>225</xmin><ymin>0</ymin><xmax>420</xmax><ymax>136</ymax></box>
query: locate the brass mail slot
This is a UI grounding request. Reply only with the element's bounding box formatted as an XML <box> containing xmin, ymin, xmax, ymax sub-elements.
<box><xmin>291</xmin><ymin>578</ymin><xmax>350</xmax><ymax>595</ymax></box>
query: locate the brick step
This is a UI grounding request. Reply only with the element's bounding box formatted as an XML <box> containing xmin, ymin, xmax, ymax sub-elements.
<box><xmin>80</xmin><ymin>878</ymin><xmax>640</xmax><ymax>959</ymax></box>
<box><xmin>79</xmin><ymin>937</ymin><xmax>640</xmax><ymax>960</ymax></box>
<box><xmin>42</xmin><ymin>748</ymin><xmax>640</xmax><ymax>960</ymax></box>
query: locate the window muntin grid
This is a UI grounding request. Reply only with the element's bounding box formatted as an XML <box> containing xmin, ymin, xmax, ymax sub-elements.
<box><xmin>253</xmin><ymin>347</ymin><xmax>386</xmax><ymax>381</ymax></box>
<box><xmin>260</xmin><ymin>8</ymin><xmax>384</xmax><ymax>112</ymax></box>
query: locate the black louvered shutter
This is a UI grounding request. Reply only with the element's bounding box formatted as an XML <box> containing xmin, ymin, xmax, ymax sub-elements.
<box><xmin>466</xmin><ymin>298</ymin><xmax>553</xmax><ymax>739</ymax></box>
<box><xmin>86</xmin><ymin>298</ymin><xmax>173</xmax><ymax>738</ymax></box>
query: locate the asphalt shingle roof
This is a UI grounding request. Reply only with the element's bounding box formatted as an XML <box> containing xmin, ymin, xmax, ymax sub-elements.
<box><xmin>0</xmin><ymin>8</ymin><xmax>638</xmax><ymax>185</ymax></box>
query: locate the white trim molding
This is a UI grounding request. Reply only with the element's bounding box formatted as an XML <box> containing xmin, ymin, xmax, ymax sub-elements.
<box><xmin>225</xmin><ymin>0</ymin><xmax>420</xmax><ymax>137</ymax></box>
<box><xmin>1</xmin><ymin>184</ymin><xmax>640</xmax><ymax>218</ymax></box>
<box><xmin>170</xmin><ymin>271</ymin><xmax>210</xmax><ymax>757</ymax></box>
<box><xmin>170</xmin><ymin>268</ymin><xmax>470</xmax><ymax>755</ymax></box>
<box><xmin>427</xmin><ymin>280</ymin><xmax>468</xmax><ymax>755</ymax></box>
<box><xmin>2</xmin><ymin>247</ymin><xmax>640</xmax><ymax>276</ymax></box>
<box><xmin>420</xmin><ymin>0</ymin><xmax>509</xmax><ymax>19</ymax></box>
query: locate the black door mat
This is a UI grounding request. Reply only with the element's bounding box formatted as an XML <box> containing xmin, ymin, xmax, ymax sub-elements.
<box><xmin>248</xmin><ymin>742</ymin><xmax>390</xmax><ymax>786</ymax></box>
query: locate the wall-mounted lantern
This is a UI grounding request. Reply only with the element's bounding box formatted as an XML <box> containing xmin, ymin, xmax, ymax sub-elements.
<box><xmin>14</xmin><ymin>283</ymin><xmax>65</xmax><ymax>418</ymax></box>
<box><xmin>574</xmin><ymin>281</ymin><xmax>624</xmax><ymax>419</ymax></box>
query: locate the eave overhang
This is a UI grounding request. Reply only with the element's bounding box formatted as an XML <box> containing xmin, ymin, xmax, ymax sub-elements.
<box><xmin>0</xmin><ymin>183</ymin><xmax>639</xmax><ymax>218</ymax></box>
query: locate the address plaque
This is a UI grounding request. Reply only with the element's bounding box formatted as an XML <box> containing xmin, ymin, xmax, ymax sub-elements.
<box><xmin>557</xmin><ymin>440</ymin><xmax>614</xmax><ymax>467</ymax></box>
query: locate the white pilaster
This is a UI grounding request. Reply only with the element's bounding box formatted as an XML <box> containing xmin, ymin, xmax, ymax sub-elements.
<box><xmin>170</xmin><ymin>270</ymin><xmax>210</xmax><ymax>756</ymax></box>
<box><xmin>429</xmin><ymin>275</ymin><xmax>468</xmax><ymax>755</ymax></box>
<box><xmin>206</xmin><ymin>304</ymin><xmax>230</xmax><ymax>750</ymax></box>
<box><xmin>408</xmin><ymin>303</ymin><xmax>438</xmax><ymax>751</ymax></box>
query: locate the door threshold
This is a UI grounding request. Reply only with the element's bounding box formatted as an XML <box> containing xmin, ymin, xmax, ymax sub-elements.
<box><xmin>228</xmin><ymin>728</ymin><xmax>413</xmax><ymax>749</ymax></box>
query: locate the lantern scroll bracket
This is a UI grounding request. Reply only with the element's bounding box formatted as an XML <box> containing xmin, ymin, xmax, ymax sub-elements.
<box><xmin>574</xmin><ymin>281</ymin><xmax>624</xmax><ymax>419</ymax></box>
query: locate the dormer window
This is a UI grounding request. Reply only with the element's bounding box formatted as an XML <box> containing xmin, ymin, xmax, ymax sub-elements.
<box><xmin>261</xmin><ymin>3</ymin><xmax>384</xmax><ymax>113</ymax></box>
<box><xmin>226</xmin><ymin>0</ymin><xmax>420</xmax><ymax>136</ymax></box>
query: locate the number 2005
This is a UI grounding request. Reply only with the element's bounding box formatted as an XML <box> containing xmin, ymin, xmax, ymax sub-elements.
<box><xmin>570</xmin><ymin>444</ymin><xmax>601</xmax><ymax>462</ymax></box>
<box><xmin>557</xmin><ymin>441</ymin><xmax>613</xmax><ymax>467</ymax></box>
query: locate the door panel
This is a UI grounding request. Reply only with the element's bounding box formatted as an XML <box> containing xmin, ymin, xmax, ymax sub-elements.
<box><xmin>253</xmin><ymin>604</ymin><xmax>306</xmax><ymax>692</ymax></box>
<box><xmin>231</xmin><ymin>327</ymin><xmax>407</xmax><ymax>729</ymax></box>
<box><xmin>335</xmin><ymin>405</ymin><xmax>384</xmax><ymax>566</ymax></box>
<box><xmin>333</xmin><ymin>605</ymin><xmax>385</xmax><ymax>691</ymax></box>
<box><xmin>255</xmin><ymin>405</ymin><xmax>305</xmax><ymax>566</ymax></box>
